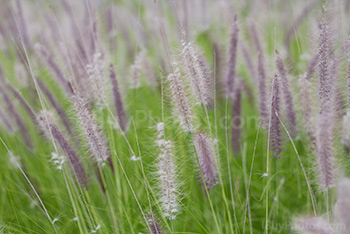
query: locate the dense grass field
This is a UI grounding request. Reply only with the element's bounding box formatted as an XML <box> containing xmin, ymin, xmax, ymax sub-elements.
<box><xmin>1</xmin><ymin>0</ymin><xmax>350</xmax><ymax>233</ymax></box>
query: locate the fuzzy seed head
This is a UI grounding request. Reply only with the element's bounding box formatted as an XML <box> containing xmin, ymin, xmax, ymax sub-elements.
<box><xmin>72</xmin><ymin>93</ymin><xmax>110</xmax><ymax>165</ymax></box>
<box><xmin>224</xmin><ymin>15</ymin><xmax>239</xmax><ymax>96</ymax></box>
<box><xmin>270</xmin><ymin>75</ymin><xmax>282</xmax><ymax>157</ymax></box>
<box><xmin>156</xmin><ymin>122</ymin><xmax>179</xmax><ymax>220</ymax></box>
<box><xmin>316</xmin><ymin>112</ymin><xmax>334</xmax><ymax>190</ymax></box>
<box><xmin>85</xmin><ymin>52</ymin><xmax>105</xmax><ymax>105</ymax></box>
<box><xmin>167</xmin><ymin>63</ymin><xmax>193</xmax><ymax>131</ymax></box>
<box><xmin>194</xmin><ymin>132</ymin><xmax>218</xmax><ymax>190</ymax></box>
<box><xmin>109</xmin><ymin>64</ymin><xmax>128</xmax><ymax>132</ymax></box>
<box><xmin>38</xmin><ymin>111</ymin><xmax>87</xmax><ymax>188</ymax></box>
<box><xmin>257</xmin><ymin>53</ymin><xmax>268</xmax><ymax>127</ymax></box>
<box><xmin>276</xmin><ymin>51</ymin><xmax>297</xmax><ymax>135</ymax></box>
<box><xmin>181</xmin><ymin>41</ymin><xmax>211</xmax><ymax>105</ymax></box>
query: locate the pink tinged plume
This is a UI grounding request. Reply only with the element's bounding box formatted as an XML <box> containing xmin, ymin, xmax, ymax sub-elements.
<box><xmin>241</xmin><ymin>41</ymin><xmax>256</xmax><ymax>82</ymax></box>
<box><xmin>181</xmin><ymin>41</ymin><xmax>211</xmax><ymax>105</ymax></box>
<box><xmin>36</xmin><ymin>79</ymin><xmax>74</xmax><ymax>138</ymax></box>
<box><xmin>299</xmin><ymin>74</ymin><xmax>313</xmax><ymax>131</ymax></box>
<box><xmin>147</xmin><ymin>214</ymin><xmax>163</xmax><ymax>234</ymax></box>
<box><xmin>72</xmin><ymin>92</ymin><xmax>111</xmax><ymax>167</ymax></box>
<box><xmin>156</xmin><ymin>123</ymin><xmax>179</xmax><ymax>220</ymax></box>
<box><xmin>294</xmin><ymin>217</ymin><xmax>336</xmax><ymax>234</ymax></box>
<box><xmin>249</xmin><ymin>21</ymin><xmax>263</xmax><ymax>53</ymax></box>
<box><xmin>306</xmin><ymin>54</ymin><xmax>320</xmax><ymax>81</ymax></box>
<box><xmin>276</xmin><ymin>51</ymin><xmax>297</xmax><ymax>135</ymax></box>
<box><xmin>299</xmin><ymin>74</ymin><xmax>316</xmax><ymax>148</ymax></box>
<box><xmin>231</xmin><ymin>80</ymin><xmax>243</xmax><ymax>154</ymax></box>
<box><xmin>269</xmin><ymin>75</ymin><xmax>282</xmax><ymax>157</ymax></box>
<box><xmin>224</xmin><ymin>15</ymin><xmax>239</xmax><ymax>96</ymax></box>
<box><xmin>35</xmin><ymin>44</ymin><xmax>72</xmax><ymax>95</ymax></box>
<box><xmin>85</xmin><ymin>53</ymin><xmax>106</xmax><ymax>105</ymax></box>
<box><xmin>316</xmin><ymin>112</ymin><xmax>334</xmax><ymax>190</ymax></box>
<box><xmin>318</xmin><ymin>9</ymin><xmax>333</xmax><ymax>113</ymax></box>
<box><xmin>257</xmin><ymin>53</ymin><xmax>268</xmax><ymax>127</ymax></box>
<box><xmin>336</xmin><ymin>177</ymin><xmax>350</xmax><ymax>233</ymax></box>
<box><xmin>194</xmin><ymin>132</ymin><xmax>218</xmax><ymax>190</ymax></box>
<box><xmin>0</xmin><ymin>86</ymin><xmax>31</xmax><ymax>148</ymax></box>
<box><xmin>109</xmin><ymin>64</ymin><xmax>128</xmax><ymax>132</ymax></box>
<box><xmin>167</xmin><ymin>63</ymin><xmax>193</xmax><ymax>131</ymax></box>
<box><xmin>198</xmin><ymin>55</ymin><xmax>214</xmax><ymax>107</ymax></box>
<box><xmin>7</xmin><ymin>84</ymin><xmax>36</xmax><ymax>122</ymax></box>
<box><xmin>38</xmin><ymin>112</ymin><xmax>87</xmax><ymax>188</ymax></box>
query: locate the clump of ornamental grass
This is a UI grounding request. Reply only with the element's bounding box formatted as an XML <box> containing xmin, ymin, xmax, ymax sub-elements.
<box><xmin>155</xmin><ymin>122</ymin><xmax>180</xmax><ymax>220</ymax></box>
<box><xmin>167</xmin><ymin>62</ymin><xmax>193</xmax><ymax>131</ymax></box>
<box><xmin>269</xmin><ymin>74</ymin><xmax>282</xmax><ymax>157</ymax></box>
<box><xmin>294</xmin><ymin>177</ymin><xmax>350</xmax><ymax>234</ymax></box>
<box><xmin>194</xmin><ymin>132</ymin><xmax>218</xmax><ymax>190</ymax></box>
<box><xmin>38</xmin><ymin>110</ymin><xmax>87</xmax><ymax>188</ymax></box>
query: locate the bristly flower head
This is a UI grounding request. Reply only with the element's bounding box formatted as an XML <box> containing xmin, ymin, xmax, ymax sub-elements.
<box><xmin>231</xmin><ymin>79</ymin><xmax>243</xmax><ymax>154</ymax></box>
<box><xmin>109</xmin><ymin>64</ymin><xmax>128</xmax><ymax>132</ymax></box>
<box><xmin>167</xmin><ymin>62</ymin><xmax>193</xmax><ymax>131</ymax></box>
<box><xmin>318</xmin><ymin>7</ymin><xmax>333</xmax><ymax>113</ymax></box>
<box><xmin>156</xmin><ymin>122</ymin><xmax>179</xmax><ymax>220</ymax></box>
<box><xmin>72</xmin><ymin>91</ymin><xmax>110</xmax><ymax>166</ymax></box>
<box><xmin>147</xmin><ymin>213</ymin><xmax>163</xmax><ymax>234</ymax></box>
<box><xmin>316</xmin><ymin>112</ymin><xmax>334</xmax><ymax>190</ymax></box>
<box><xmin>270</xmin><ymin>74</ymin><xmax>282</xmax><ymax>157</ymax></box>
<box><xmin>38</xmin><ymin>110</ymin><xmax>87</xmax><ymax>188</ymax></box>
<box><xmin>85</xmin><ymin>52</ymin><xmax>106</xmax><ymax>105</ymax></box>
<box><xmin>224</xmin><ymin>15</ymin><xmax>239</xmax><ymax>96</ymax></box>
<box><xmin>257</xmin><ymin>53</ymin><xmax>268</xmax><ymax>128</ymax></box>
<box><xmin>181</xmin><ymin>41</ymin><xmax>211</xmax><ymax>105</ymax></box>
<box><xmin>194</xmin><ymin>132</ymin><xmax>218</xmax><ymax>190</ymax></box>
<box><xmin>276</xmin><ymin>50</ymin><xmax>297</xmax><ymax>135</ymax></box>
